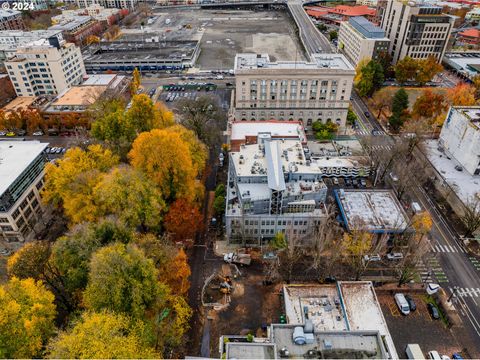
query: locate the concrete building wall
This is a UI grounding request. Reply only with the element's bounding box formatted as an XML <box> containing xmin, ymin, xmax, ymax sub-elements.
<box><xmin>381</xmin><ymin>0</ymin><xmax>453</xmax><ymax>64</ymax></box>
<box><xmin>234</xmin><ymin>72</ymin><xmax>354</xmax><ymax>129</ymax></box>
<box><xmin>338</xmin><ymin>21</ymin><xmax>389</xmax><ymax>66</ymax></box>
<box><xmin>5</xmin><ymin>42</ymin><xmax>85</xmax><ymax>97</ymax></box>
<box><xmin>439</xmin><ymin>107</ymin><xmax>480</xmax><ymax>175</ymax></box>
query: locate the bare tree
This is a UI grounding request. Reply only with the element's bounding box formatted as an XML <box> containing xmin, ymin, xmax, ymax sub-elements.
<box><xmin>460</xmin><ymin>198</ymin><xmax>480</xmax><ymax>237</ymax></box>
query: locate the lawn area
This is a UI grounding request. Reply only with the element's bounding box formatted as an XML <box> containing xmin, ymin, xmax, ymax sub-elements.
<box><xmin>383</xmin><ymin>86</ymin><xmax>448</xmax><ymax>111</ymax></box>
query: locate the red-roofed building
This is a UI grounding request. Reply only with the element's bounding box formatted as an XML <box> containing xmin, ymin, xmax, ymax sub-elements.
<box><xmin>305</xmin><ymin>5</ymin><xmax>377</xmax><ymax>25</ymax></box>
<box><xmin>458</xmin><ymin>29</ymin><xmax>480</xmax><ymax>46</ymax></box>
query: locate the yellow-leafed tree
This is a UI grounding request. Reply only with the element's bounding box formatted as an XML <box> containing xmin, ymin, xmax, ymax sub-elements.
<box><xmin>47</xmin><ymin>311</ymin><xmax>160</xmax><ymax>359</ymax></box>
<box><xmin>447</xmin><ymin>83</ymin><xmax>477</xmax><ymax>106</ymax></box>
<box><xmin>130</xmin><ymin>67</ymin><xmax>141</xmax><ymax>96</ymax></box>
<box><xmin>128</xmin><ymin>128</ymin><xmax>197</xmax><ymax>203</ymax></box>
<box><xmin>0</xmin><ymin>277</ymin><xmax>56</xmax><ymax>358</ymax></box>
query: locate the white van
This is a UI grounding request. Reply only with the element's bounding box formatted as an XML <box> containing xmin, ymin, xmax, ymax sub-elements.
<box><xmin>395</xmin><ymin>293</ymin><xmax>410</xmax><ymax>315</ymax></box>
<box><xmin>428</xmin><ymin>351</ymin><xmax>442</xmax><ymax>360</ymax></box>
<box><xmin>406</xmin><ymin>344</ymin><xmax>424</xmax><ymax>359</ymax></box>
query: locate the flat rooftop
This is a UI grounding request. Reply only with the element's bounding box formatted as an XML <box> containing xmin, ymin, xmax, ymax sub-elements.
<box><xmin>231</xmin><ymin>121</ymin><xmax>306</xmax><ymax>143</ymax></box>
<box><xmin>234</xmin><ymin>53</ymin><xmax>355</xmax><ymax>71</ymax></box>
<box><xmin>282</xmin><ymin>282</ymin><xmax>397</xmax><ymax>359</ymax></box>
<box><xmin>226</xmin><ymin>342</ymin><xmax>276</xmax><ymax>359</ymax></box>
<box><xmin>81</xmin><ymin>74</ymin><xmax>117</xmax><ymax>86</ymax></box>
<box><xmin>335</xmin><ymin>189</ymin><xmax>409</xmax><ymax>233</ymax></box>
<box><xmin>348</xmin><ymin>16</ymin><xmax>387</xmax><ymax>39</ymax></box>
<box><xmin>48</xmin><ymin>16</ymin><xmax>93</xmax><ymax>31</ymax></box>
<box><xmin>230</xmin><ymin>140</ymin><xmax>370</xmax><ymax>179</ymax></box>
<box><xmin>0</xmin><ymin>141</ymin><xmax>48</xmax><ymax>197</ymax></box>
<box><xmin>50</xmin><ymin>85</ymin><xmax>107</xmax><ymax>106</ymax></box>
<box><xmin>424</xmin><ymin>139</ymin><xmax>480</xmax><ymax>205</ymax></box>
<box><xmin>2</xmin><ymin>96</ymin><xmax>36</xmax><ymax>113</ymax></box>
<box><xmin>454</xmin><ymin>106</ymin><xmax>480</xmax><ymax>130</ymax></box>
<box><xmin>82</xmin><ymin>41</ymin><xmax>198</xmax><ymax>62</ymax></box>
<box><xmin>444</xmin><ymin>52</ymin><xmax>480</xmax><ymax>79</ymax></box>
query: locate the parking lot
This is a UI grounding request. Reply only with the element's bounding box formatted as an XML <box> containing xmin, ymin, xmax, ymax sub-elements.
<box><xmin>377</xmin><ymin>292</ymin><xmax>466</xmax><ymax>358</ymax></box>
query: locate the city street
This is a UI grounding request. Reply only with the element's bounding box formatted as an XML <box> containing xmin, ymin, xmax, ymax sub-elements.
<box><xmin>351</xmin><ymin>94</ymin><xmax>480</xmax><ymax>356</ymax></box>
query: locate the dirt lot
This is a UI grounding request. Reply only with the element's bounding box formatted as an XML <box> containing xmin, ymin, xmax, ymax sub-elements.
<box><xmin>377</xmin><ymin>292</ymin><xmax>465</xmax><ymax>358</ymax></box>
<box><xmin>207</xmin><ymin>263</ymin><xmax>283</xmax><ymax>356</ymax></box>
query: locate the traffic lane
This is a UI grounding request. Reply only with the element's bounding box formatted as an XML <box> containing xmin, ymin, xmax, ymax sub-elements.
<box><xmin>351</xmin><ymin>97</ymin><xmax>374</xmax><ymax>131</ymax></box>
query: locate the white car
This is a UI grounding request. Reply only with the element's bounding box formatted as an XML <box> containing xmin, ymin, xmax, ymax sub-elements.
<box><xmin>33</xmin><ymin>130</ymin><xmax>43</xmax><ymax>136</ymax></box>
<box><xmin>0</xmin><ymin>131</ymin><xmax>6</xmax><ymax>136</ymax></box>
<box><xmin>387</xmin><ymin>252</ymin><xmax>404</xmax><ymax>260</ymax></box>
<box><xmin>364</xmin><ymin>254</ymin><xmax>381</xmax><ymax>262</ymax></box>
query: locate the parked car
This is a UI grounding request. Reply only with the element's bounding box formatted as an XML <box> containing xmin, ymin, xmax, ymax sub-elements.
<box><xmin>345</xmin><ymin>178</ymin><xmax>352</xmax><ymax>186</ymax></box>
<box><xmin>364</xmin><ymin>254</ymin><xmax>381</xmax><ymax>262</ymax></box>
<box><xmin>387</xmin><ymin>252</ymin><xmax>404</xmax><ymax>260</ymax></box>
<box><xmin>454</xmin><ymin>165</ymin><xmax>463</xmax><ymax>172</ymax></box>
<box><xmin>364</xmin><ymin>111</ymin><xmax>370</xmax><ymax>118</ymax></box>
<box><xmin>0</xmin><ymin>130</ymin><xmax>6</xmax><ymax>136</ymax></box>
<box><xmin>333</xmin><ymin>178</ymin><xmax>339</xmax><ymax>185</ymax></box>
<box><xmin>6</xmin><ymin>132</ymin><xmax>15</xmax><ymax>137</ymax></box>
<box><xmin>405</xmin><ymin>295</ymin><xmax>416</xmax><ymax>311</ymax></box>
<box><xmin>352</xmin><ymin>179</ymin><xmax>358</xmax><ymax>187</ymax></box>
<box><xmin>33</xmin><ymin>130</ymin><xmax>43</xmax><ymax>136</ymax></box>
<box><xmin>427</xmin><ymin>303</ymin><xmax>440</xmax><ymax>320</ymax></box>
<box><xmin>56</xmin><ymin>147</ymin><xmax>63</xmax><ymax>154</ymax></box>
<box><xmin>45</xmin><ymin>147</ymin><xmax>51</xmax><ymax>154</ymax></box>
<box><xmin>17</xmin><ymin>129</ymin><xmax>26</xmax><ymax>136</ymax></box>
<box><xmin>394</xmin><ymin>293</ymin><xmax>410</xmax><ymax>315</ymax></box>
<box><xmin>452</xmin><ymin>353</ymin><xmax>464</xmax><ymax>360</ymax></box>
<box><xmin>360</xmin><ymin>179</ymin><xmax>367</xmax><ymax>187</ymax></box>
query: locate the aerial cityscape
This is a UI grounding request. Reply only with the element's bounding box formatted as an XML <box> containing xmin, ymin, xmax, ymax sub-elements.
<box><xmin>1</xmin><ymin>0</ymin><xmax>480</xmax><ymax>358</ymax></box>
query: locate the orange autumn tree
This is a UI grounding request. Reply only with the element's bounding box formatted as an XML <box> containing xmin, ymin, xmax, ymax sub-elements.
<box><xmin>447</xmin><ymin>83</ymin><xmax>477</xmax><ymax>106</ymax></box>
<box><xmin>164</xmin><ymin>198</ymin><xmax>203</xmax><ymax>242</ymax></box>
<box><xmin>165</xmin><ymin>248</ymin><xmax>191</xmax><ymax>295</ymax></box>
<box><xmin>411</xmin><ymin>89</ymin><xmax>446</xmax><ymax>119</ymax></box>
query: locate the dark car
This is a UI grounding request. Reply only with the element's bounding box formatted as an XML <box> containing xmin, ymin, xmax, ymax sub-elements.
<box><xmin>427</xmin><ymin>303</ymin><xmax>440</xmax><ymax>319</ymax></box>
<box><xmin>452</xmin><ymin>353</ymin><xmax>464</xmax><ymax>360</ymax></box>
<box><xmin>364</xmin><ymin>111</ymin><xmax>370</xmax><ymax>118</ymax></box>
<box><xmin>345</xmin><ymin>178</ymin><xmax>352</xmax><ymax>186</ymax></box>
<box><xmin>405</xmin><ymin>295</ymin><xmax>416</xmax><ymax>311</ymax></box>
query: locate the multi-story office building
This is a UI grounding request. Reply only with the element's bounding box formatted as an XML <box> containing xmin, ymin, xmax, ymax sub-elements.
<box><xmin>5</xmin><ymin>35</ymin><xmax>85</xmax><ymax>97</ymax></box>
<box><xmin>0</xmin><ymin>141</ymin><xmax>48</xmax><ymax>243</ymax></box>
<box><xmin>75</xmin><ymin>0</ymin><xmax>139</xmax><ymax>9</ymax></box>
<box><xmin>225</xmin><ymin>136</ymin><xmax>371</xmax><ymax>244</ymax></box>
<box><xmin>0</xmin><ymin>9</ymin><xmax>25</xmax><ymax>31</ymax></box>
<box><xmin>233</xmin><ymin>53</ymin><xmax>355</xmax><ymax>130</ymax></box>
<box><xmin>439</xmin><ymin>106</ymin><xmax>480</xmax><ymax>176</ymax></box>
<box><xmin>381</xmin><ymin>0</ymin><xmax>454</xmax><ymax>63</ymax></box>
<box><xmin>49</xmin><ymin>16</ymin><xmax>103</xmax><ymax>46</ymax></box>
<box><xmin>338</xmin><ymin>16</ymin><xmax>390</xmax><ymax>66</ymax></box>
<box><xmin>52</xmin><ymin>5</ymin><xmax>125</xmax><ymax>27</ymax></box>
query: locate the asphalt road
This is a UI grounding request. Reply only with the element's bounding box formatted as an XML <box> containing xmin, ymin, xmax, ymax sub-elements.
<box><xmin>287</xmin><ymin>0</ymin><xmax>333</xmax><ymax>55</ymax></box>
<box><xmin>352</xmin><ymin>94</ymin><xmax>480</xmax><ymax>355</ymax></box>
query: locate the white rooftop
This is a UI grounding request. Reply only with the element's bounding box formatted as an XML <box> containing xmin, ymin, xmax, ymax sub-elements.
<box><xmin>337</xmin><ymin>189</ymin><xmax>409</xmax><ymax>232</ymax></box>
<box><xmin>234</xmin><ymin>53</ymin><xmax>355</xmax><ymax>71</ymax></box>
<box><xmin>231</xmin><ymin>121</ymin><xmax>307</xmax><ymax>143</ymax></box>
<box><xmin>0</xmin><ymin>141</ymin><xmax>48</xmax><ymax>197</ymax></box>
<box><xmin>231</xmin><ymin>140</ymin><xmax>370</xmax><ymax>179</ymax></box>
<box><xmin>424</xmin><ymin>139</ymin><xmax>480</xmax><ymax>204</ymax></box>
<box><xmin>282</xmin><ymin>282</ymin><xmax>398</xmax><ymax>359</ymax></box>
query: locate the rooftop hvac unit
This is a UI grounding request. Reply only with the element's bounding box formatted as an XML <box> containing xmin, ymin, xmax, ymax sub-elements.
<box><xmin>279</xmin><ymin>348</ymin><xmax>290</xmax><ymax>358</ymax></box>
<box><xmin>323</xmin><ymin>339</ymin><xmax>333</xmax><ymax>349</ymax></box>
<box><xmin>293</xmin><ymin>326</ymin><xmax>306</xmax><ymax>345</ymax></box>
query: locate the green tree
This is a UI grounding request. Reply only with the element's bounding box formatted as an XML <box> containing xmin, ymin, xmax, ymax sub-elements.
<box><xmin>83</xmin><ymin>243</ymin><xmax>162</xmax><ymax>319</ymax></box>
<box><xmin>91</xmin><ymin>98</ymin><xmax>135</xmax><ymax>143</ymax></box>
<box><xmin>357</xmin><ymin>60</ymin><xmax>384</xmax><ymax>97</ymax></box>
<box><xmin>47</xmin><ymin>311</ymin><xmax>159</xmax><ymax>359</ymax></box>
<box><xmin>389</xmin><ymin>88</ymin><xmax>409</xmax><ymax>132</ymax></box>
<box><xmin>93</xmin><ymin>166</ymin><xmax>165</xmax><ymax>231</ymax></box>
<box><xmin>346</xmin><ymin>107</ymin><xmax>357</xmax><ymax>126</ymax></box>
<box><xmin>377</xmin><ymin>51</ymin><xmax>394</xmax><ymax>79</ymax></box>
<box><xmin>394</xmin><ymin>56</ymin><xmax>418</xmax><ymax>84</ymax></box>
<box><xmin>329</xmin><ymin>30</ymin><xmax>338</xmax><ymax>41</ymax></box>
<box><xmin>51</xmin><ymin>219</ymin><xmax>133</xmax><ymax>299</ymax></box>
<box><xmin>312</xmin><ymin>121</ymin><xmax>338</xmax><ymax>140</ymax></box>
<box><xmin>0</xmin><ymin>278</ymin><xmax>56</xmax><ymax>358</ymax></box>
<box><xmin>215</xmin><ymin>183</ymin><xmax>226</xmax><ymax>198</ymax></box>
<box><xmin>213</xmin><ymin>195</ymin><xmax>225</xmax><ymax>216</ymax></box>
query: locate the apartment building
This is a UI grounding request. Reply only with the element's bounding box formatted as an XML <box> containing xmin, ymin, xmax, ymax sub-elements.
<box><xmin>439</xmin><ymin>106</ymin><xmax>480</xmax><ymax>176</ymax></box>
<box><xmin>49</xmin><ymin>16</ymin><xmax>103</xmax><ymax>46</ymax></box>
<box><xmin>225</xmin><ymin>136</ymin><xmax>371</xmax><ymax>244</ymax></box>
<box><xmin>466</xmin><ymin>6</ymin><xmax>480</xmax><ymax>21</ymax></box>
<box><xmin>338</xmin><ymin>16</ymin><xmax>390</xmax><ymax>66</ymax></box>
<box><xmin>0</xmin><ymin>30</ymin><xmax>64</xmax><ymax>65</ymax></box>
<box><xmin>0</xmin><ymin>141</ymin><xmax>48</xmax><ymax>243</ymax></box>
<box><xmin>381</xmin><ymin>0</ymin><xmax>454</xmax><ymax>63</ymax></box>
<box><xmin>233</xmin><ymin>53</ymin><xmax>355</xmax><ymax>130</ymax></box>
<box><xmin>75</xmin><ymin>0</ymin><xmax>139</xmax><ymax>9</ymax></box>
<box><xmin>5</xmin><ymin>35</ymin><xmax>85</xmax><ymax>97</ymax></box>
<box><xmin>0</xmin><ymin>9</ymin><xmax>25</xmax><ymax>31</ymax></box>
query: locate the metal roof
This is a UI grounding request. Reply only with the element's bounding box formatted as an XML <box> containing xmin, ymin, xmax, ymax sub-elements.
<box><xmin>265</xmin><ymin>140</ymin><xmax>286</xmax><ymax>191</ymax></box>
<box><xmin>349</xmin><ymin>16</ymin><xmax>386</xmax><ymax>39</ymax></box>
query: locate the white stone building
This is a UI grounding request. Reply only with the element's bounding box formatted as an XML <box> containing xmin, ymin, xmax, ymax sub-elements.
<box><xmin>0</xmin><ymin>141</ymin><xmax>48</xmax><ymax>243</ymax></box>
<box><xmin>75</xmin><ymin>0</ymin><xmax>138</xmax><ymax>9</ymax></box>
<box><xmin>381</xmin><ymin>0</ymin><xmax>454</xmax><ymax>64</ymax></box>
<box><xmin>439</xmin><ymin>106</ymin><xmax>480</xmax><ymax>176</ymax></box>
<box><xmin>338</xmin><ymin>16</ymin><xmax>390</xmax><ymax>67</ymax></box>
<box><xmin>5</xmin><ymin>35</ymin><xmax>85</xmax><ymax>97</ymax></box>
<box><xmin>225</xmin><ymin>137</ymin><xmax>371</xmax><ymax>244</ymax></box>
<box><xmin>232</xmin><ymin>53</ymin><xmax>355</xmax><ymax>130</ymax></box>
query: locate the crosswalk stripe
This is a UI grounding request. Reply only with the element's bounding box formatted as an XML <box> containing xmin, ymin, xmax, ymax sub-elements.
<box><xmin>450</xmin><ymin>245</ymin><xmax>457</xmax><ymax>252</ymax></box>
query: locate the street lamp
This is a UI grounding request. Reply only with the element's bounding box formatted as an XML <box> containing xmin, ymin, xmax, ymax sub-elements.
<box><xmin>448</xmin><ymin>286</ymin><xmax>459</xmax><ymax>302</ymax></box>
